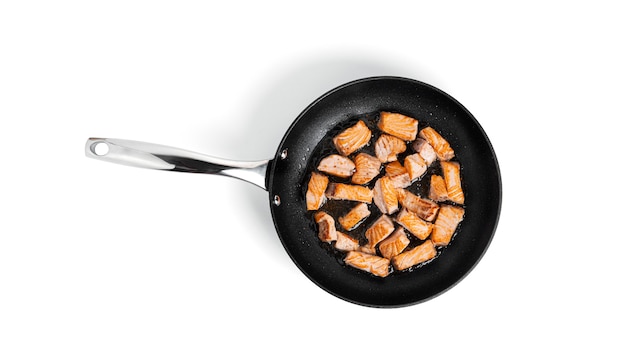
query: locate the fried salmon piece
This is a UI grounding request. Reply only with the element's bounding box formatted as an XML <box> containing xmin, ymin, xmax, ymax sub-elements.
<box><xmin>375</xmin><ymin>134</ymin><xmax>407</xmax><ymax>163</ymax></box>
<box><xmin>378</xmin><ymin>227</ymin><xmax>410</xmax><ymax>259</ymax></box>
<box><xmin>395</xmin><ymin>208</ymin><xmax>433</xmax><ymax>240</ymax></box>
<box><xmin>441</xmin><ymin>161</ymin><xmax>464</xmax><ymax>204</ymax></box>
<box><xmin>317</xmin><ymin>154</ymin><xmax>356</xmax><ymax>178</ymax></box>
<box><xmin>351</xmin><ymin>153</ymin><xmax>381</xmax><ymax>185</ymax></box>
<box><xmin>396</xmin><ymin>189</ymin><xmax>439</xmax><ymax>222</ymax></box>
<box><xmin>385</xmin><ymin>161</ymin><xmax>410</xmax><ymax>188</ymax></box>
<box><xmin>431</xmin><ymin>205</ymin><xmax>465</xmax><ymax>246</ymax></box>
<box><xmin>344</xmin><ymin>251</ymin><xmax>390</xmax><ymax>277</ymax></box>
<box><xmin>338</xmin><ymin>203</ymin><xmax>371</xmax><ymax>231</ymax></box>
<box><xmin>333</xmin><ymin>120</ymin><xmax>372</xmax><ymax>156</ymax></box>
<box><xmin>313</xmin><ymin>211</ymin><xmax>327</xmax><ymax>223</ymax></box>
<box><xmin>326</xmin><ymin>183</ymin><xmax>373</xmax><ymax>203</ymax></box>
<box><xmin>419</xmin><ymin>127</ymin><xmax>454</xmax><ymax>161</ymax></box>
<box><xmin>306</xmin><ymin>172</ymin><xmax>329</xmax><ymax>210</ymax></box>
<box><xmin>378</xmin><ymin>112</ymin><xmax>418</xmax><ymax>141</ymax></box>
<box><xmin>314</xmin><ymin>211</ymin><xmax>337</xmax><ymax>243</ymax></box>
<box><xmin>335</xmin><ymin>231</ymin><xmax>360</xmax><ymax>252</ymax></box>
<box><xmin>429</xmin><ymin>174</ymin><xmax>448</xmax><ymax>202</ymax></box>
<box><xmin>392</xmin><ymin>240</ymin><xmax>436</xmax><ymax>271</ymax></box>
<box><xmin>364</xmin><ymin>214</ymin><xmax>395</xmax><ymax>247</ymax></box>
<box><xmin>404</xmin><ymin>153</ymin><xmax>427</xmax><ymax>182</ymax></box>
<box><xmin>373</xmin><ymin>176</ymin><xmax>399</xmax><ymax>214</ymax></box>
<box><xmin>412</xmin><ymin>138</ymin><xmax>437</xmax><ymax>166</ymax></box>
<box><xmin>358</xmin><ymin>246</ymin><xmax>377</xmax><ymax>255</ymax></box>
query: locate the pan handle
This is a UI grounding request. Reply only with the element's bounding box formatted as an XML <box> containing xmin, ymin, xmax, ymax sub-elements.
<box><xmin>85</xmin><ymin>138</ymin><xmax>270</xmax><ymax>190</ymax></box>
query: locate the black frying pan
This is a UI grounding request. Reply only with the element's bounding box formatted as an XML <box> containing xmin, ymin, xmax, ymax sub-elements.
<box><xmin>85</xmin><ymin>76</ymin><xmax>502</xmax><ymax>308</ymax></box>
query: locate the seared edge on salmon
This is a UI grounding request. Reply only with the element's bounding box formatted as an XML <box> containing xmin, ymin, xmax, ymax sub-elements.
<box><xmin>385</xmin><ymin>161</ymin><xmax>410</xmax><ymax>188</ymax></box>
<box><xmin>306</xmin><ymin>172</ymin><xmax>329</xmax><ymax>210</ymax></box>
<box><xmin>326</xmin><ymin>183</ymin><xmax>373</xmax><ymax>203</ymax></box>
<box><xmin>378</xmin><ymin>227</ymin><xmax>410</xmax><ymax>259</ymax></box>
<box><xmin>431</xmin><ymin>205</ymin><xmax>465</xmax><ymax>246</ymax></box>
<box><xmin>396</xmin><ymin>188</ymin><xmax>440</xmax><ymax>222</ymax></box>
<box><xmin>419</xmin><ymin>127</ymin><xmax>454</xmax><ymax>161</ymax></box>
<box><xmin>314</xmin><ymin>211</ymin><xmax>337</xmax><ymax>243</ymax></box>
<box><xmin>358</xmin><ymin>246</ymin><xmax>377</xmax><ymax>255</ymax></box>
<box><xmin>335</xmin><ymin>231</ymin><xmax>360</xmax><ymax>252</ymax></box>
<box><xmin>373</xmin><ymin>176</ymin><xmax>399</xmax><ymax>214</ymax></box>
<box><xmin>364</xmin><ymin>214</ymin><xmax>395</xmax><ymax>248</ymax></box>
<box><xmin>338</xmin><ymin>202</ymin><xmax>371</xmax><ymax>231</ymax></box>
<box><xmin>441</xmin><ymin>161</ymin><xmax>464</xmax><ymax>204</ymax></box>
<box><xmin>333</xmin><ymin>120</ymin><xmax>372</xmax><ymax>156</ymax></box>
<box><xmin>375</xmin><ymin>134</ymin><xmax>407</xmax><ymax>163</ymax></box>
<box><xmin>351</xmin><ymin>153</ymin><xmax>381</xmax><ymax>185</ymax></box>
<box><xmin>412</xmin><ymin>138</ymin><xmax>437</xmax><ymax>165</ymax></box>
<box><xmin>429</xmin><ymin>174</ymin><xmax>448</xmax><ymax>202</ymax></box>
<box><xmin>395</xmin><ymin>208</ymin><xmax>433</xmax><ymax>240</ymax></box>
<box><xmin>317</xmin><ymin>154</ymin><xmax>356</xmax><ymax>178</ymax></box>
<box><xmin>404</xmin><ymin>153</ymin><xmax>427</xmax><ymax>182</ymax></box>
<box><xmin>344</xmin><ymin>251</ymin><xmax>390</xmax><ymax>278</ymax></box>
<box><xmin>378</xmin><ymin>111</ymin><xmax>418</xmax><ymax>141</ymax></box>
<box><xmin>391</xmin><ymin>239</ymin><xmax>436</xmax><ymax>271</ymax></box>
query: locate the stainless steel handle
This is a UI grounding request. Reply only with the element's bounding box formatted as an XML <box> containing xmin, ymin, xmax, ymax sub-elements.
<box><xmin>85</xmin><ymin>138</ymin><xmax>270</xmax><ymax>190</ymax></box>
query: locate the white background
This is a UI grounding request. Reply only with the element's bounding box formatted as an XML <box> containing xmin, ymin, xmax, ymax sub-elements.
<box><xmin>1</xmin><ymin>1</ymin><xmax>624</xmax><ymax>351</ymax></box>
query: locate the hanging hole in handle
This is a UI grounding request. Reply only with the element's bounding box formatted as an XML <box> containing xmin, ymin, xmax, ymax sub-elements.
<box><xmin>91</xmin><ymin>142</ymin><xmax>110</xmax><ymax>156</ymax></box>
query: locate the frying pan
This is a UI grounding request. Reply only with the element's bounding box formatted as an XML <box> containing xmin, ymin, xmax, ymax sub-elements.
<box><xmin>85</xmin><ymin>76</ymin><xmax>501</xmax><ymax>308</ymax></box>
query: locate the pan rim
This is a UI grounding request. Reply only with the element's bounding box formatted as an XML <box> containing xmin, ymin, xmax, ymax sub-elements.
<box><xmin>267</xmin><ymin>76</ymin><xmax>502</xmax><ymax>308</ymax></box>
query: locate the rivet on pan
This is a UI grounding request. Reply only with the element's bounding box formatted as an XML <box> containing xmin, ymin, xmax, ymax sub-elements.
<box><xmin>273</xmin><ymin>195</ymin><xmax>281</xmax><ymax>206</ymax></box>
<box><xmin>280</xmin><ymin>148</ymin><xmax>288</xmax><ymax>160</ymax></box>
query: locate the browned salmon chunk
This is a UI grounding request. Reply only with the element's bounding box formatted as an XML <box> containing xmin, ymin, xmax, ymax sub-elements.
<box><xmin>358</xmin><ymin>246</ymin><xmax>377</xmax><ymax>255</ymax></box>
<box><xmin>395</xmin><ymin>208</ymin><xmax>433</xmax><ymax>240</ymax></box>
<box><xmin>392</xmin><ymin>240</ymin><xmax>436</xmax><ymax>271</ymax></box>
<box><xmin>351</xmin><ymin>153</ymin><xmax>381</xmax><ymax>185</ymax></box>
<box><xmin>317</xmin><ymin>154</ymin><xmax>355</xmax><ymax>178</ymax></box>
<box><xmin>396</xmin><ymin>189</ymin><xmax>439</xmax><ymax>222</ymax></box>
<box><xmin>338</xmin><ymin>203</ymin><xmax>371</xmax><ymax>231</ymax></box>
<box><xmin>412</xmin><ymin>138</ymin><xmax>437</xmax><ymax>165</ymax></box>
<box><xmin>326</xmin><ymin>183</ymin><xmax>373</xmax><ymax>203</ymax></box>
<box><xmin>313</xmin><ymin>211</ymin><xmax>327</xmax><ymax>223</ymax></box>
<box><xmin>333</xmin><ymin>120</ymin><xmax>372</xmax><ymax>156</ymax></box>
<box><xmin>315</xmin><ymin>211</ymin><xmax>337</xmax><ymax>243</ymax></box>
<box><xmin>431</xmin><ymin>205</ymin><xmax>465</xmax><ymax>246</ymax></box>
<box><xmin>334</xmin><ymin>231</ymin><xmax>360</xmax><ymax>252</ymax></box>
<box><xmin>378</xmin><ymin>112</ymin><xmax>418</xmax><ymax>141</ymax></box>
<box><xmin>375</xmin><ymin>134</ymin><xmax>407</xmax><ymax>163</ymax></box>
<box><xmin>373</xmin><ymin>176</ymin><xmax>398</xmax><ymax>214</ymax></box>
<box><xmin>364</xmin><ymin>214</ymin><xmax>395</xmax><ymax>247</ymax></box>
<box><xmin>344</xmin><ymin>251</ymin><xmax>390</xmax><ymax>277</ymax></box>
<box><xmin>429</xmin><ymin>174</ymin><xmax>448</xmax><ymax>202</ymax></box>
<box><xmin>404</xmin><ymin>153</ymin><xmax>427</xmax><ymax>182</ymax></box>
<box><xmin>378</xmin><ymin>227</ymin><xmax>410</xmax><ymax>259</ymax></box>
<box><xmin>306</xmin><ymin>172</ymin><xmax>329</xmax><ymax>210</ymax></box>
<box><xmin>441</xmin><ymin>161</ymin><xmax>464</xmax><ymax>204</ymax></box>
<box><xmin>419</xmin><ymin>127</ymin><xmax>454</xmax><ymax>161</ymax></box>
<box><xmin>385</xmin><ymin>161</ymin><xmax>410</xmax><ymax>188</ymax></box>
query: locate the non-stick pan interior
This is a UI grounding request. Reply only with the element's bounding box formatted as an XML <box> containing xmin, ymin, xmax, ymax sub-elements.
<box><xmin>267</xmin><ymin>77</ymin><xmax>501</xmax><ymax>307</ymax></box>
